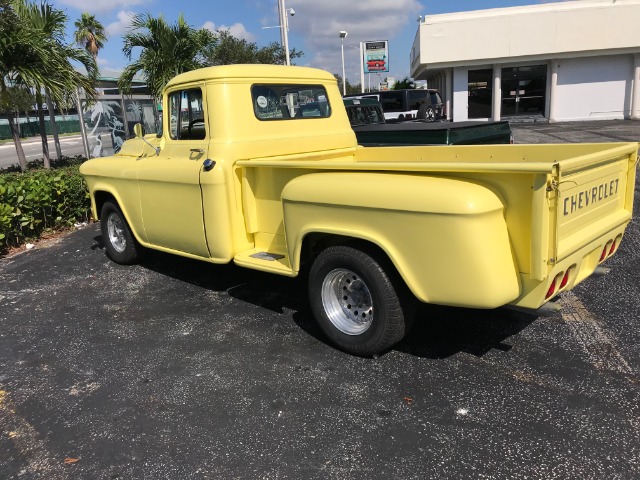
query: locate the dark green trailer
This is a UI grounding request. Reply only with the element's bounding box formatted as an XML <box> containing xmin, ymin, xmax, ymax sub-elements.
<box><xmin>352</xmin><ymin>121</ymin><xmax>513</xmax><ymax>146</ymax></box>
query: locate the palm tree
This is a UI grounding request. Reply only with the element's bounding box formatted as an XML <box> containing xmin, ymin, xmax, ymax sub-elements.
<box><xmin>0</xmin><ymin>0</ymin><xmax>36</xmax><ymax>170</ymax></box>
<box><xmin>128</xmin><ymin>101</ymin><xmax>142</xmax><ymax>122</ymax></box>
<box><xmin>74</xmin><ymin>12</ymin><xmax>106</xmax><ymax>60</ymax></box>
<box><xmin>87</xmin><ymin>100</ymin><xmax>118</xmax><ymax>137</ymax></box>
<box><xmin>9</xmin><ymin>0</ymin><xmax>98</xmax><ymax>168</ymax></box>
<box><xmin>119</xmin><ymin>14</ymin><xmax>216</xmax><ymax>99</ymax></box>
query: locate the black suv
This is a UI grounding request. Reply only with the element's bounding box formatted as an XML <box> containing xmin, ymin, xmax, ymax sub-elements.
<box><xmin>344</xmin><ymin>89</ymin><xmax>445</xmax><ymax>122</ymax></box>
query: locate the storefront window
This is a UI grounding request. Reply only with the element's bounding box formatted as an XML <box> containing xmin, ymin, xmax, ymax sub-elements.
<box><xmin>501</xmin><ymin>65</ymin><xmax>547</xmax><ymax>117</ymax></box>
<box><xmin>468</xmin><ymin>69</ymin><xmax>493</xmax><ymax>119</ymax></box>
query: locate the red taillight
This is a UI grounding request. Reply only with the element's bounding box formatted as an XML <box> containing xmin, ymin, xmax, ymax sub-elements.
<box><xmin>560</xmin><ymin>270</ymin><xmax>570</xmax><ymax>289</ymax></box>
<box><xmin>599</xmin><ymin>244</ymin><xmax>610</xmax><ymax>262</ymax></box>
<box><xmin>545</xmin><ymin>277</ymin><xmax>557</xmax><ymax>300</ymax></box>
<box><xmin>608</xmin><ymin>238</ymin><xmax>617</xmax><ymax>256</ymax></box>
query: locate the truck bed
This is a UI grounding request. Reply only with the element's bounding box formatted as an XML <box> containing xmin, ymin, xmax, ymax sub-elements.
<box><xmin>352</xmin><ymin>121</ymin><xmax>512</xmax><ymax>146</ymax></box>
<box><xmin>238</xmin><ymin>141</ymin><xmax>637</xmax><ymax>308</ymax></box>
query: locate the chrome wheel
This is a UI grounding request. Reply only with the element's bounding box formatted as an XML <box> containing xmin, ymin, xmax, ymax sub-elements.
<box><xmin>321</xmin><ymin>268</ymin><xmax>374</xmax><ymax>335</ymax></box>
<box><xmin>107</xmin><ymin>212</ymin><xmax>127</xmax><ymax>253</ymax></box>
<box><xmin>426</xmin><ymin>107</ymin><xmax>435</xmax><ymax>121</ymax></box>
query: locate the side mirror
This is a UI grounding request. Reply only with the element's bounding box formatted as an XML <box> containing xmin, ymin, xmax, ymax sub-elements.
<box><xmin>133</xmin><ymin>123</ymin><xmax>144</xmax><ymax>138</ymax></box>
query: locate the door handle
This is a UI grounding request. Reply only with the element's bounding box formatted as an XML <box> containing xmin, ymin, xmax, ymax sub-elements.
<box><xmin>203</xmin><ymin>159</ymin><xmax>216</xmax><ymax>171</ymax></box>
<box><xmin>190</xmin><ymin>148</ymin><xmax>205</xmax><ymax>153</ymax></box>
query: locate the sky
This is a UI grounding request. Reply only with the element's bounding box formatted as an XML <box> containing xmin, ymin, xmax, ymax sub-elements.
<box><xmin>52</xmin><ymin>0</ymin><xmax>564</xmax><ymax>84</ymax></box>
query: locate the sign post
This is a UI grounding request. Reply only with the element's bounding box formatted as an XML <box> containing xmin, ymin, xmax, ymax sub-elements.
<box><xmin>359</xmin><ymin>42</ymin><xmax>365</xmax><ymax>93</ymax></box>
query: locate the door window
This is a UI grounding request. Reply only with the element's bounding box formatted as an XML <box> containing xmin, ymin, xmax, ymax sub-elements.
<box><xmin>168</xmin><ymin>88</ymin><xmax>206</xmax><ymax>140</ymax></box>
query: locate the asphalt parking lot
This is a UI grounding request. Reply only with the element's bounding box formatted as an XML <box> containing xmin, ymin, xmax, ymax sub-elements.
<box><xmin>1</xmin><ymin>120</ymin><xmax>639</xmax><ymax>479</ymax></box>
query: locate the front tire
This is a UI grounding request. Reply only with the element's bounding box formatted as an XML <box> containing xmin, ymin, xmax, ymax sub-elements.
<box><xmin>308</xmin><ymin>246</ymin><xmax>408</xmax><ymax>356</ymax></box>
<box><xmin>100</xmin><ymin>201</ymin><xmax>141</xmax><ymax>265</ymax></box>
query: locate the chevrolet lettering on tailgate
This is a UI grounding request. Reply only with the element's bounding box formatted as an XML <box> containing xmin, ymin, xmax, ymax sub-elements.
<box><xmin>563</xmin><ymin>178</ymin><xmax>620</xmax><ymax>216</ymax></box>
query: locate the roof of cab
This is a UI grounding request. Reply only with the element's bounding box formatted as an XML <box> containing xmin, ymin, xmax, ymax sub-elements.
<box><xmin>165</xmin><ymin>64</ymin><xmax>337</xmax><ymax>90</ymax></box>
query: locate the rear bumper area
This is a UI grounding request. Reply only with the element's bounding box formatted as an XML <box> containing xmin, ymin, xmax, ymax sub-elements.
<box><xmin>511</xmin><ymin>221</ymin><xmax>629</xmax><ymax>309</ymax></box>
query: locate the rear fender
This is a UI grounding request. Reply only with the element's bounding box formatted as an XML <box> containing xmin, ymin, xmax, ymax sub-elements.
<box><xmin>282</xmin><ymin>172</ymin><xmax>520</xmax><ymax>308</ymax></box>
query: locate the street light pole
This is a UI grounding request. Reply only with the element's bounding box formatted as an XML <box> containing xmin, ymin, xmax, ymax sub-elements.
<box><xmin>277</xmin><ymin>0</ymin><xmax>292</xmax><ymax>65</ymax></box>
<box><xmin>339</xmin><ymin>31</ymin><xmax>348</xmax><ymax>96</ymax></box>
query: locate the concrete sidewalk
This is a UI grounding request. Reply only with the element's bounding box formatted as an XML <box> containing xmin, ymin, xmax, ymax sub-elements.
<box><xmin>0</xmin><ymin>135</ymin><xmax>86</xmax><ymax>169</ymax></box>
<box><xmin>511</xmin><ymin>119</ymin><xmax>640</xmax><ymax>144</ymax></box>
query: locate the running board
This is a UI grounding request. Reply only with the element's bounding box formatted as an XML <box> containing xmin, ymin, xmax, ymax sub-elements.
<box><xmin>233</xmin><ymin>249</ymin><xmax>295</xmax><ymax>277</ymax></box>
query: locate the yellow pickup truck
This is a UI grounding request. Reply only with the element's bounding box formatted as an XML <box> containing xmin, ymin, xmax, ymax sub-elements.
<box><xmin>80</xmin><ymin>65</ymin><xmax>638</xmax><ymax>356</ymax></box>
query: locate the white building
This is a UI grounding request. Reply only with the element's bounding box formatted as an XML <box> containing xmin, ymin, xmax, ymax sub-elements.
<box><xmin>410</xmin><ymin>0</ymin><xmax>640</xmax><ymax>122</ymax></box>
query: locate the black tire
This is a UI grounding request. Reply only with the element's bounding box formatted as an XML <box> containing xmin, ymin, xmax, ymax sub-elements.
<box><xmin>308</xmin><ymin>245</ymin><xmax>408</xmax><ymax>356</ymax></box>
<box><xmin>417</xmin><ymin>103</ymin><xmax>435</xmax><ymax>122</ymax></box>
<box><xmin>100</xmin><ymin>201</ymin><xmax>141</xmax><ymax>265</ymax></box>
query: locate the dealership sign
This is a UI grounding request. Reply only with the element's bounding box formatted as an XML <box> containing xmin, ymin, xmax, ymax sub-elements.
<box><xmin>363</xmin><ymin>40</ymin><xmax>389</xmax><ymax>73</ymax></box>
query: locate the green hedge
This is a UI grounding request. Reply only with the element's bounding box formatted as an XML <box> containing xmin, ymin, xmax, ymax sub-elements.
<box><xmin>0</xmin><ymin>157</ymin><xmax>91</xmax><ymax>254</ymax></box>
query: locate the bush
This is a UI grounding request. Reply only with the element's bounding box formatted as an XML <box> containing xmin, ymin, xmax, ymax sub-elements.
<box><xmin>0</xmin><ymin>157</ymin><xmax>91</xmax><ymax>254</ymax></box>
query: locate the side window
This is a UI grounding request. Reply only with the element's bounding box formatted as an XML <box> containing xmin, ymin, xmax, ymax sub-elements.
<box><xmin>378</xmin><ymin>92</ymin><xmax>405</xmax><ymax>112</ymax></box>
<box><xmin>168</xmin><ymin>88</ymin><xmax>206</xmax><ymax>140</ymax></box>
<box><xmin>252</xmin><ymin>84</ymin><xmax>331</xmax><ymax>120</ymax></box>
<box><xmin>408</xmin><ymin>90</ymin><xmax>428</xmax><ymax>110</ymax></box>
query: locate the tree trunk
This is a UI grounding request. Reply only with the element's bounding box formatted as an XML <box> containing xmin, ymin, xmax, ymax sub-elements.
<box><xmin>35</xmin><ymin>89</ymin><xmax>50</xmax><ymax>168</ymax></box>
<box><xmin>6</xmin><ymin>114</ymin><xmax>28</xmax><ymax>172</ymax></box>
<box><xmin>46</xmin><ymin>90</ymin><xmax>62</xmax><ymax>160</ymax></box>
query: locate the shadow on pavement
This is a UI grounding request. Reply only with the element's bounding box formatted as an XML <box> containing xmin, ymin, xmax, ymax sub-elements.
<box><xmin>93</xmin><ymin>234</ymin><xmax>538</xmax><ymax>360</ymax></box>
<box><xmin>397</xmin><ymin>304</ymin><xmax>537</xmax><ymax>358</ymax></box>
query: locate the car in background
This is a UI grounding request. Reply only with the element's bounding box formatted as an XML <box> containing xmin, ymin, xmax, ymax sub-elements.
<box><xmin>343</xmin><ymin>97</ymin><xmax>512</xmax><ymax>145</ymax></box>
<box><xmin>344</xmin><ymin>89</ymin><xmax>445</xmax><ymax>122</ymax></box>
<box><xmin>343</xmin><ymin>98</ymin><xmax>386</xmax><ymax>126</ymax></box>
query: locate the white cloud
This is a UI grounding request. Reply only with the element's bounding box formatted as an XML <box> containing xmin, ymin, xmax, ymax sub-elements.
<box><xmin>285</xmin><ymin>0</ymin><xmax>423</xmax><ymax>82</ymax></box>
<box><xmin>201</xmin><ymin>21</ymin><xmax>256</xmax><ymax>42</ymax></box>
<box><xmin>100</xmin><ymin>66</ymin><xmax>125</xmax><ymax>78</ymax></box>
<box><xmin>105</xmin><ymin>11</ymin><xmax>136</xmax><ymax>37</ymax></box>
<box><xmin>57</xmin><ymin>0</ymin><xmax>148</xmax><ymax>14</ymax></box>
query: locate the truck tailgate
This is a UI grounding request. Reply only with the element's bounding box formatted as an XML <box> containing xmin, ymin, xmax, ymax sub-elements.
<box><xmin>553</xmin><ymin>144</ymin><xmax>637</xmax><ymax>265</ymax></box>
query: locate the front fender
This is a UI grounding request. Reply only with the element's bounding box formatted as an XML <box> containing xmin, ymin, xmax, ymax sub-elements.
<box><xmin>282</xmin><ymin>172</ymin><xmax>520</xmax><ymax>309</ymax></box>
<box><xmin>80</xmin><ymin>157</ymin><xmax>146</xmax><ymax>244</ymax></box>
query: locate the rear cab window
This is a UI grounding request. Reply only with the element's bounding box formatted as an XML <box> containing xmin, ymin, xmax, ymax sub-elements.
<box><xmin>252</xmin><ymin>85</ymin><xmax>331</xmax><ymax>120</ymax></box>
